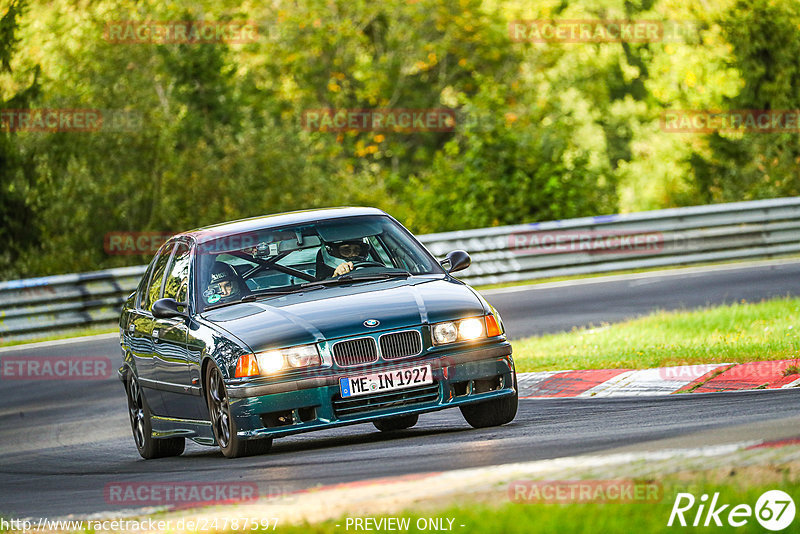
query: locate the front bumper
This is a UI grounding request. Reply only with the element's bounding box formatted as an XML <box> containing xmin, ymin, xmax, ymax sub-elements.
<box><xmin>226</xmin><ymin>343</ymin><xmax>515</xmax><ymax>439</ymax></box>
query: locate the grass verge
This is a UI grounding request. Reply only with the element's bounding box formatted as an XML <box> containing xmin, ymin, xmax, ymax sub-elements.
<box><xmin>513</xmin><ymin>297</ymin><xmax>800</xmax><ymax>372</ymax></box>
<box><xmin>264</xmin><ymin>476</ymin><xmax>799</xmax><ymax>534</ymax></box>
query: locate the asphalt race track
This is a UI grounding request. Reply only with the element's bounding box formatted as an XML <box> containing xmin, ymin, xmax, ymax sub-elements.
<box><xmin>1</xmin><ymin>260</ymin><xmax>799</xmax><ymax>519</ymax></box>
<box><xmin>487</xmin><ymin>259</ymin><xmax>800</xmax><ymax>338</ymax></box>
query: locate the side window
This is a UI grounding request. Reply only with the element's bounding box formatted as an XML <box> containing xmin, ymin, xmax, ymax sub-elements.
<box><xmin>142</xmin><ymin>244</ymin><xmax>175</xmax><ymax>311</ymax></box>
<box><xmin>163</xmin><ymin>243</ymin><xmax>191</xmax><ymax>303</ymax></box>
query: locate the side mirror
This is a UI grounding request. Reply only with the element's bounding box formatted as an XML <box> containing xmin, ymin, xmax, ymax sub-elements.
<box><xmin>441</xmin><ymin>250</ymin><xmax>471</xmax><ymax>274</ymax></box>
<box><xmin>152</xmin><ymin>298</ymin><xmax>188</xmax><ymax>319</ymax></box>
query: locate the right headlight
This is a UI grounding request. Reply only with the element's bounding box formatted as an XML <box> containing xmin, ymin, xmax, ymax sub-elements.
<box><xmin>431</xmin><ymin>315</ymin><xmax>503</xmax><ymax>345</ymax></box>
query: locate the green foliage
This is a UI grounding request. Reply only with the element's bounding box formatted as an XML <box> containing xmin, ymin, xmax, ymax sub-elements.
<box><xmin>689</xmin><ymin>0</ymin><xmax>800</xmax><ymax>203</ymax></box>
<box><xmin>405</xmin><ymin>77</ymin><xmax>617</xmax><ymax>232</ymax></box>
<box><xmin>1</xmin><ymin>0</ymin><xmax>799</xmax><ymax>278</ymax></box>
<box><xmin>0</xmin><ymin>0</ymin><xmax>40</xmax><ymax>271</ymax></box>
<box><xmin>0</xmin><ymin>0</ymin><xmax>22</xmax><ymax>71</ymax></box>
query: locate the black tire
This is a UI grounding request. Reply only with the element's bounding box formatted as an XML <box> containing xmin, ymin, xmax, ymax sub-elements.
<box><xmin>373</xmin><ymin>414</ymin><xmax>419</xmax><ymax>432</ymax></box>
<box><xmin>126</xmin><ymin>373</ymin><xmax>185</xmax><ymax>459</ymax></box>
<box><xmin>459</xmin><ymin>377</ymin><xmax>518</xmax><ymax>429</ymax></box>
<box><xmin>205</xmin><ymin>364</ymin><xmax>272</xmax><ymax>458</ymax></box>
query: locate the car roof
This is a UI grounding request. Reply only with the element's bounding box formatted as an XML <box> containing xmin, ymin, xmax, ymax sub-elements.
<box><xmin>180</xmin><ymin>207</ymin><xmax>389</xmax><ymax>244</ymax></box>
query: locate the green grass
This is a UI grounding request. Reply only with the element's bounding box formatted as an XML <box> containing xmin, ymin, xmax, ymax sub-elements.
<box><xmin>254</xmin><ymin>479</ymin><xmax>799</xmax><ymax>534</ymax></box>
<box><xmin>0</xmin><ymin>325</ymin><xmax>117</xmax><ymax>348</ymax></box>
<box><xmin>4</xmin><ymin>479</ymin><xmax>795</xmax><ymax>534</ymax></box>
<box><xmin>513</xmin><ymin>297</ymin><xmax>800</xmax><ymax>372</ymax></box>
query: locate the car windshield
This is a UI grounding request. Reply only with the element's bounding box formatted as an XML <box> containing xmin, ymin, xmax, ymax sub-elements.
<box><xmin>195</xmin><ymin>215</ymin><xmax>443</xmax><ymax>311</ymax></box>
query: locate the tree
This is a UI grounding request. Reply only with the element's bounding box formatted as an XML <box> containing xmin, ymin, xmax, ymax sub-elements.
<box><xmin>689</xmin><ymin>0</ymin><xmax>800</xmax><ymax>202</ymax></box>
<box><xmin>0</xmin><ymin>0</ymin><xmax>40</xmax><ymax>277</ymax></box>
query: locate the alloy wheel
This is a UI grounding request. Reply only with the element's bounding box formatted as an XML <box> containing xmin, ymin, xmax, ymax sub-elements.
<box><xmin>127</xmin><ymin>377</ymin><xmax>146</xmax><ymax>449</ymax></box>
<box><xmin>208</xmin><ymin>367</ymin><xmax>231</xmax><ymax>448</ymax></box>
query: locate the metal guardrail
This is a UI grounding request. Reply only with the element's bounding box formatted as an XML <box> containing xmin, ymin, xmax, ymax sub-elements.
<box><xmin>0</xmin><ymin>266</ymin><xmax>147</xmax><ymax>341</ymax></box>
<box><xmin>2</xmin><ymin>197</ymin><xmax>800</xmax><ymax>341</ymax></box>
<box><xmin>419</xmin><ymin>196</ymin><xmax>800</xmax><ymax>285</ymax></box>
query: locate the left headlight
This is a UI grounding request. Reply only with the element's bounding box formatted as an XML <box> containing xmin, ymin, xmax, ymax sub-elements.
<box><xmin>431</xmin><ymin>314</ymin><xmax>503</xmax><ymax>346</ymax></box>
<box><xmin>234</xmin><ymin>344</ymin><xmax>321</xmax><ymax>377</ymax></box>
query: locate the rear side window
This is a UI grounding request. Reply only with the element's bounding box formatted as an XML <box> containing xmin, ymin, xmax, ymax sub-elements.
<box><xmin>141</xmin><ymin>244</ymin><xmax>175</xmax><ymax>311</ymax></box>
<box><xmin>135</xmin><ymin>263</ymin><xmax>155</xmax><ymax>309</ymax></box>
<box><xmin>163</xmin><ymin>243</ymin><xmax>191</xmax><ymax>304</ymax></box>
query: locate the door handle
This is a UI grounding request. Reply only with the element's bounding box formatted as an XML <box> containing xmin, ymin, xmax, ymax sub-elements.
<box><xmin>152</xmin><ymin>329</ymin><xmax>160</xmax><ymax>340</ymax></box>
<box><xmin>128</xmin><ymin>323</ymin><xmax>135</xmax><ymax>333</ymax></box>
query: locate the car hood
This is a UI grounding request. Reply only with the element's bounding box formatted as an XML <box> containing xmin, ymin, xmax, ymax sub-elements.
<box><xmin>200</xmin><ymin>277</ymin><xmax>486</xmax><ymax>352</ymax></box>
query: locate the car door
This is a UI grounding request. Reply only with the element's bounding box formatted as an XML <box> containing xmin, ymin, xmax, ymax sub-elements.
<box><xmin>154</xmin><ymin>241</ymin><xmax>203</xmax><ymax>419</ymax></box>
<box><xmin>132</xmin><ymin>243</ymin><xmax>175</xmax><ymax>416</ymax></box>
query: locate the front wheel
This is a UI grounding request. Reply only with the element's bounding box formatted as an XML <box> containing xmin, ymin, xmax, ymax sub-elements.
<box><xmin>373</xmin><ymin>414</ymin><xmax>418</xmax><ymax>432</ymax></box>
<box><xmin>459</xmin><ymin>383</ymin><xmax>518</xmax><ymax>429</ymax></box>
<box><xmin>126</xmin><ymin>373</ymin><xmax>184</xmax><ymax>459</ymax></box>
<box><xmin>205</xmin><ymin>364</ymin><xmax>272</xmax><ymax>458</ymax></box>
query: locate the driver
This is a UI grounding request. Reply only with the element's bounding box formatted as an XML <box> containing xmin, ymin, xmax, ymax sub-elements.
<box><xmin>318</xmin><ymin>239</ymin><xmax>371</xmax><ymax>278</ymax></box>
<box><xmin>204</xmin><ymin>262</ymin><xmax>242</xmax><ymax>304</ymax></box>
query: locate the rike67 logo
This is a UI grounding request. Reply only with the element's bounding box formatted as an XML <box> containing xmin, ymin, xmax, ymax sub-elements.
<box><xmin>668</xmin><ymin>490</ymin><xmax>795</xmax><ymax>531</ymax></box>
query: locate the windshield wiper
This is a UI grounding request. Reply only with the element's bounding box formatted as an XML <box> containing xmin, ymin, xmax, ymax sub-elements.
<box><xmin>299</xmin><ymin>271</ymin><xmax>412</xmax><ymax>289</ymax></box>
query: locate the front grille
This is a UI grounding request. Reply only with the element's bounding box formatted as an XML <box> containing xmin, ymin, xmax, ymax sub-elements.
<box><xmin>332</xmin><ymin>337</ymin><xmax>378</xmax><ymax>367</ymax></box>
<box><xmin>379</xmin><ymin>330</ymin><xmax>422</xmax><ymax>360</ymax></box>
<box><xmin>332</xmin><ymin>382</ymin><xmax>440</xmax><ymax>417</ymax></box>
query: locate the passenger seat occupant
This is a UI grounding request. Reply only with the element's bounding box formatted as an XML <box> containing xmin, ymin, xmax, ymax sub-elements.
<box><xmin>204</xmin><ymin>262</ymin><xmax>242</xmax><ymax>304</ymax></box>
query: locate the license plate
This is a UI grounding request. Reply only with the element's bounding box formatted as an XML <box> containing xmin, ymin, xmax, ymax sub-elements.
<box><xmin>339</xmin><ymin>364</ymin><xmax>433</xmax><ymax>398</ymax></box>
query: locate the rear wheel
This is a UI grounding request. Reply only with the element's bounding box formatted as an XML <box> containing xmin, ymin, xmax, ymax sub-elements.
<box><xmin>373</xmin><ymin>414</ymin><xmax>419</xmax><ymax>432</ymax></box>
<box><xmin>126</xmin><ymin>373</ymin><xmax>184</xmax><ymax>459</ymax></box>
<box><xmin>459</xmin><ymin>375</ymin><xmax>518</xmax><ymax>429</ymax></box>
<box><xmin>205</xmin><ymin>364</ymin><xmax>272</xmax><ymax>458</ymax></box>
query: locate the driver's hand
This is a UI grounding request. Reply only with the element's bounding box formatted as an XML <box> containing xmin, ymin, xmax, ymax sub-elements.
<box><xmin>333</xmin><ymin>261</ymin><xmax>354</xmax><ymax>277</ymax></box>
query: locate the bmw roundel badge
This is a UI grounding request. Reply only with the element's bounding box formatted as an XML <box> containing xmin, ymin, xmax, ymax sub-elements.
<box><xmin>364</xmin><ymin>319</ymin><xmax>380</xmax><ymax>327</ymax></box>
